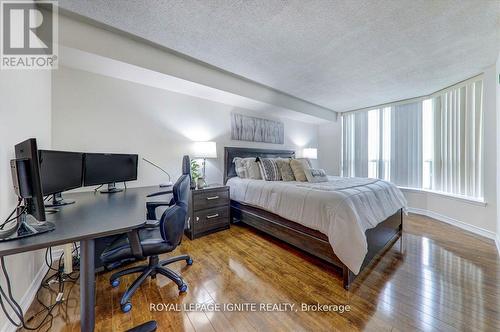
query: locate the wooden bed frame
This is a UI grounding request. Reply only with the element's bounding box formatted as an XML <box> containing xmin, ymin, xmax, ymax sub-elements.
<box><xmin>224</xmin><ymin>146</ymin><xmax>403</xmax><ymax>290</ymax></box>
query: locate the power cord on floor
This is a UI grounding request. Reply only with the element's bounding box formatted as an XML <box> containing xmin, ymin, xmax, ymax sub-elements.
<box><xmin>0</xmin><ymin>243</ymin><xmax>81</xmax><ymax>331</ymax></box>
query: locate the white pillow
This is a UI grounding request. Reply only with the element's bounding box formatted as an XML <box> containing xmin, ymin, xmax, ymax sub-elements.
<box><xmin>304</xmin><ymin>168</ymin><xmax>328</xmax><ymax>183</ymax></box>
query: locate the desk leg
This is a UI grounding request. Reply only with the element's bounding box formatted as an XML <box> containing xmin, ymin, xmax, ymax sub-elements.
<box><xmin>80</xmin><ymin>239</ymin><xmax>95</xmax><ymax>332</ymax></box>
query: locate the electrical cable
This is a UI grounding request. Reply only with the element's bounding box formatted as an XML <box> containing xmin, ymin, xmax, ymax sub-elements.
<box><xmin>0</xmin><ymin>263</ymin><xmax>24</xmax><ymax>329</ymax></box>
<box><xmin>0</xmin><ymin>195</ymin><xmax>49</xmax><ymax>231</ymax></box>
<box><xmin>0</xmin><ymin>294</ymin><xmax>21</xmax><ymax>328</ymax></box>
<box><xmin>0</xmin><ymin>198</ymin><xmax>22</xmax><ymax>230</ymax></box>
<box><xmin>0</xmin><ymin>246</ymin><xmax>80</xmax><ymax>331</ymax></box>
<box><xmin>5</xmin><ymin>206</ymin><xmax>26</xmax><ymax>223</ymax></box>
<box><xmin>45</xmin><ymin>247</ymin><xmax>58</xmax><ymax>273</ymax></box>
<box><xmin>0</xmin><ymin>199</ymin><xmax>83</xmax><ymax>331</ymax></box>
<box><xmin>1</xmin><ymin>258</ymin><xmax>24</xmax><ymax>316</ymax></box>
<box><xmin>0</xmin><ymin>256</ymin><xmax>56</xmax><ymax>331</ymax></box>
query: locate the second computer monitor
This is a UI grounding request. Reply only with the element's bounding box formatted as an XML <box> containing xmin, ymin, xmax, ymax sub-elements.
<box><xmin>39</xmin><ymin>150</ymin><xmax>84</xmax><ymax>195</ymax></box>
<box><xmin>84</xmin><ymin>153</ymin><xmax>138</xmax><ymax>193</ymax></box>
<box><xmin>39</xmin><ymin>150</ymin><xmax>84</xmax><ymax>207</ymax></box>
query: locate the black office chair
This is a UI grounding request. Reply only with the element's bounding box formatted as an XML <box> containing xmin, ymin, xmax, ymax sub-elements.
<box><xmin>101</xmin><ymin>174</ymin><xmax>192</xmax><ymax>313</ymax></box>
<box><xmin>146</xmin><ymin>155</ymin><xmax>192</xmax><ymax>219</ymax></box>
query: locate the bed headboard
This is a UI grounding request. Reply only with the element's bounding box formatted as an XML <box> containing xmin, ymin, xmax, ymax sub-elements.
<box><xmin>224</xmin><ymin>147</ymin><xmax>296</xmax><ymax>184</ymax></box>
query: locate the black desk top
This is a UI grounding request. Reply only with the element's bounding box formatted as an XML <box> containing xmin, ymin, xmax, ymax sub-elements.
<box><xmin>0</xmin><ymin>186</ymin><xmax>169</xmax><ymax>257</ymax></box>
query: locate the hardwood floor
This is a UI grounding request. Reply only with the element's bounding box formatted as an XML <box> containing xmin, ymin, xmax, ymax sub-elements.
<box><xmin>21</xmin><ymin>213</ymin><xmax>500</xmax><ymax>331</ymax></box>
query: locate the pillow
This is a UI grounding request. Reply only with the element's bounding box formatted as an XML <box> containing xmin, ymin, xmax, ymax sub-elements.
<box><xmin>233</xmin><ymin>157</ymin><xmax>248</xmax><ymax>178</ymax></box>
<box><xmin>257</xmin><ymin>157</ymin><xmax>281</xmax><ymax>181</ymax></box>
<box><xmin>245</xmin><ymin>158</ymin><xmax>262</xmax><ymax>179</ymax></box>
<box><xmin>304</xmin><ymin>168</ymin><xmax>329</xmax><ymax>183</ymax></box>
<box><xmin>296</xmin><ymin>158</ymin><xmax>312</xmax><ymax>168</ymax></box>
<box><xmin>275</xmin><ymin>158</ymin><xmax>295</xmax><ymax>181</ymax></box>
<box><xmin>233</xmin><ymin>157</ymin><xmax>262</xmax><ymax>179</ymax></box>
<box><xmin>290</xmin><ymin>159</ymin><xmax>309</xmax><ymax>182</ymax></box>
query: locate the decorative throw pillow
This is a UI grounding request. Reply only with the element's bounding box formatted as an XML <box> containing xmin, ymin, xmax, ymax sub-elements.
<box><xmin>244</xmin><ymin>158</ymin><xmax>262</xmax><ymax>179</ymax></box>
<box><xmin>304</xmin><ymin>168</ymin><xmax>329</xmax><ymax>183</ymax></box>
<box><xmin>257</xmin><ymin>157</ymin><xmax>281</xmax><ymax>181</ymax></box>
<box><xmin>290</xmin><ymin>159</ymin><xmax>308</xmax><ymax>182</ymax></box>
<box><xmin>296</xmin><ymin>158</ymin><xmax>312</xmax><ymax>168</ymax></box>
<box><xmin>275</xmin><ymin>158</ymin><xmax>295</xmax><ymax>181</ymax></box>
<box><xmin>233</xmin><ymin>157</ymin><xmax>248</xmax><ymax>178</ymax></box>
<box><xmin>233</xmin><ymin>157</ymin><xmax>262</xmax><ymax>179</ymax></box>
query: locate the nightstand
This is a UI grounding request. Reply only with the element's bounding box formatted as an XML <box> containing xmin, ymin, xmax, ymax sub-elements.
<box><xmin>185</xmin><ymin>185</ymin><xmax>230</xmax><ymax>239</ymax></box>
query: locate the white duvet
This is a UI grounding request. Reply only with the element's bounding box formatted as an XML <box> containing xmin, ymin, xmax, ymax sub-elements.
<box><xmin>227</xmin><ymin>176</ymin><xmax>407</xmax><ymax>274</ymax></box>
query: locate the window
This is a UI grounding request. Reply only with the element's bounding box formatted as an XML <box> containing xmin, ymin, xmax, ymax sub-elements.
<box><xmin>341</xmin><ymin>77</ymin><xmax>484</xmax><ymax>200</ymax></box>
<box><xmin>422</xmin><ymin>99</ymin><xmax>433</xmax><ymax>189</ymax></box>
<box><xmin>367</xmin><ymin>109</ymin><xmax>379</xmax><ymax>178</ymax></box>
<box><xmin>381</xmin><ymin>107</ymin><xmax>391</xmax><ymax>181</ymax></box>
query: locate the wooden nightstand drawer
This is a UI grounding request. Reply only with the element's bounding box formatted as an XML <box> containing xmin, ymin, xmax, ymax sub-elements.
<box><xmin>193</xmin><ymin>206</ymin><xmax>229</xmax><ymax>232</ymax></box>
<box><xmin>192</xmin><ymin>188</ymin><xmax>229</xmax><ymax>211</ymax></box>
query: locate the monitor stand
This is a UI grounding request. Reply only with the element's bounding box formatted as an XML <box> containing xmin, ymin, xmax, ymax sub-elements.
<box><xmin>100</xmin><ymin>182</ymin><xmax>123</xmax><ymax>194</ymax></box>
<box><xmin>45</xmin><ymin>192</ymin><xmax>75</xmax><ymax>208</ymax></box>
<box><xmin>0</xmin><ymin>211</ymin><xmax>55</xmax><ymax>242</ymax></box>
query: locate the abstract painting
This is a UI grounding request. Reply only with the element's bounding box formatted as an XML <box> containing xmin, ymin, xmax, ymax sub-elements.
<box><xmin>231</xmin><ymin>113</ymin><xmax>284</xmax><ymax>144</ymax></box>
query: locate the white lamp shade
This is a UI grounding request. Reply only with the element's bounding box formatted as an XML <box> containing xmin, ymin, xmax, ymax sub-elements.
<box><xmin>302</xmin><ymin>148</ymin><xmax>317</xmax><ymax>159</ymax></box>
<box><xmin>193</xmin><ymin>141</ymin><xmax>217</xmax><ymax>159</ymax></box>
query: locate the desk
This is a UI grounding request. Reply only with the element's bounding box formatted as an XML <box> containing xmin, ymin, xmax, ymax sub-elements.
<box><xmin>0</xmin><ymin>186</ymin><xmax>165</xmax><ymax>332</ymax></box>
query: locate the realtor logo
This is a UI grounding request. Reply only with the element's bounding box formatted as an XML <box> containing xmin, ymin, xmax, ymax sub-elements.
<box><xmin>1</xmin><ymin>0</ymin><xmax>58</xmax><ymax>69</ymax></box>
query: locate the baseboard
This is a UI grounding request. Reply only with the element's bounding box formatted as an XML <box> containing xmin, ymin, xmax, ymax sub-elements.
<box><xmin>407</xmin><ymin>207</ymin><xmax>497</xmax><ymax>240</ymax></box>
<box><xmin>0</xmin><ymin>249</ymin><xmax>64</xmax><ymax>332</ymax></box>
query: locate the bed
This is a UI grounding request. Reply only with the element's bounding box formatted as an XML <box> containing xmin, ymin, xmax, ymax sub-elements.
<box><xmin>224</xmin><ymin>147</ymin><xmax>407</xmax><ymax>289</ymax></box>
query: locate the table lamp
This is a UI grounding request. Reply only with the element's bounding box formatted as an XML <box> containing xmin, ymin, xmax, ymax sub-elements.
<box><xmin>193</xmin><ymin>141</ymin><xmax>217</xmax><ymax>188</ymax></box>
<box><xmin>303</xmin><ymin>148</ymin><xmax>318</xmax><ymax>159</ymax></box>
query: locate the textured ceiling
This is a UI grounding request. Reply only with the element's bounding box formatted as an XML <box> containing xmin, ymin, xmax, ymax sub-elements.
<box><xmin>58</xmin><ymin>0</ymin><xmax>499</xmax><ymax>112</ymax></box>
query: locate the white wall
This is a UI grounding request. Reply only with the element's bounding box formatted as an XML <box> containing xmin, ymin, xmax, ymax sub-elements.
<box><xmin>52</xmin><ymin>66</ymin><xmax>319</xmax><ymax>187</ymax></box>
<box><xmin>0</xmin><ymin>70</ymin><xmax>51</xmax><ymax>329</ymax></box>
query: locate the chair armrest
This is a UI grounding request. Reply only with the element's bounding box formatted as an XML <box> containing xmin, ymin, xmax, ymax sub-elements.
<box><xmin>143</xmin><ymin>220</ymin><xmax>160</xmax><ymax>228</ymax></box>
<box><xmin>146</xmin><ymin>200</ymin><xmax>174</xmax><ymax>220</ymax></box>
<box><xmin>126</xmin><ymin>229</ymin><xmax>144</xmax><ymax>259</ymax></box>
<box><xmin>147</xmin><ymin>190</ymin><xmax>173</xmax><ymax>197</ymax></box>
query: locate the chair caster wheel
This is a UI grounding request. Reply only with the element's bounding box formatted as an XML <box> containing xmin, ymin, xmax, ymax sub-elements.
<box><xmin>186</xmin><ymin>258</ymin><xmax>193</xmax><ymax>265</ymax></box>
<box><xmin>110</xmin><ymin>279</ymin><xmax>120</xmax><ymax>288</ymax></box>
<box><xmin>121</xmin><ymin>302</ymin><xmax>132</xmax><ymax>313</ymax></box>
<box><xmin>179</xmin><ymin>283</ymin><xmax>188</xmax><ymax>293</ymax></box>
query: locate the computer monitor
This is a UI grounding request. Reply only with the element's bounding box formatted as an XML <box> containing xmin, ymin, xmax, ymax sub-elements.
<box><xmin>14</xmin><ymin>139</ymin><xmax>46</xmax><ymax>221</ymax></box>
<box><xmin>0</xmin><ymin>139</ymin><xmax>56</xmax><ymax>242</ymax></box>
<box><xmin>39</xmin><ymin>150</ymin><xmax>84</xmax><ymax>207</ymax></box>
<box><xmin>83</xmin><ymin>153</ymin><xmax>138</xmax><ymax>193</ymax></box>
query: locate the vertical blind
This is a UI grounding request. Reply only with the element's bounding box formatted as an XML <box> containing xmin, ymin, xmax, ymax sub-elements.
<box><xmin>341</xmin><ymin>77</ymin><xmax>484</xmax><ymax>199</ymax></box>
<box><xmin>391</xmin><ymin>102</ymin><xmax>423</xmax><ymax>188</ymax></box>
<box><xmin>342</xmin><ymin>111</ymin><xmax>368</xmax><ymax>177</ymax></box>
<box><xmin>432</xmin><ymin>80</ymin><xmax>483</xmax><ymax>198</ymax></box>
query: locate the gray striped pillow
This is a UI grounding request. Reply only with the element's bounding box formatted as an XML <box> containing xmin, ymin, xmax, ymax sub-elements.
<box><xmin>257</xmin><ymin>158</ymin><xmax>280</xmax><ymax>181</ymax></box>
